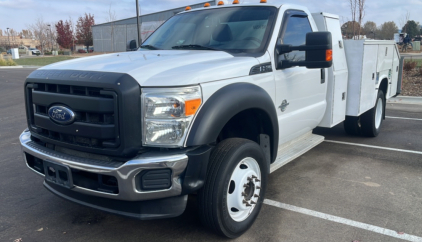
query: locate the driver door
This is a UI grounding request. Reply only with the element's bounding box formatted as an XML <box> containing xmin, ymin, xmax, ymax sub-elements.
<box><xmin>274</xmin><ymin>11</ymin><xmax>327</xmax><ymax>145</ymax></box>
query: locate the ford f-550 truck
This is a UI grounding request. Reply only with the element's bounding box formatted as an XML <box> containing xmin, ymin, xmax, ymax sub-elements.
<box><xmin>20</xmin><ymin>1</ymin><xmax>402</xmax><ymax>238</ymax></box>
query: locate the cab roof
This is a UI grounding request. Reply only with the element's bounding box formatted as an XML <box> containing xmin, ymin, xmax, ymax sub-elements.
<box><xmin>181</xmin><ymin>0</ymin><xmax>285</xmax><ymax>14</ymax></box>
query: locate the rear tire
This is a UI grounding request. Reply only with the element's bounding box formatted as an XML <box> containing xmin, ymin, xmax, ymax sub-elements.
<box><xmin>198</xmin><ymin>138</ymin><xmax>268</xmax><ymax>239</ymax></box>
<box><xmin>361</xmin><ymin>90</ymin><xmax>385</xmax><ymax>137</ymax></box>
<box><xmin>344</xmin><ymin>116</ymin><xmax>361</xmax><ymax>136</ymax></box>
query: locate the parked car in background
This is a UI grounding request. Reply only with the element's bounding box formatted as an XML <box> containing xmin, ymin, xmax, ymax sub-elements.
<box><xmin>78</xmin><ymin>47</ymin><xmax>94</xmax><ymax>53</ymax></box>
<box><xmin>6</xmin><ymin>49</ymin><xmax>11</xmax><ymax>54</ymax></box>
<box><xmin>29</xmin><ymin>48</ymin><xmax>41</xmax><ymax>56</ymax></box>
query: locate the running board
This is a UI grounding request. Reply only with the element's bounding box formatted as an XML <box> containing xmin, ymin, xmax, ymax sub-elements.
<box><xmin>270</xmin><ymin>132</ymin><xmax>324</xmax><ymax>173</ymax></box>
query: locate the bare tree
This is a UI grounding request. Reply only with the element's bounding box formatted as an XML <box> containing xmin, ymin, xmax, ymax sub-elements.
<box><xmin>349</xmin><ymin>0</ymin><xmax>357</xmax><ymax>39</ymax></box>
<box><xmin>357</xmin><ymin>0</ymin><xmax>366</xmax><ymax>39</ymax></box>
<box><xmin>21</xmin><ymin>29</ymin><xmax>34</xmax><ymax>39</ymax></box>
<box><xmin>9</xmin><ymin>29</ymin><xmax>17</xmax><ymax>47</ymax></box>
<box><xmin>28</xmin><ymin>17</ymin><xmax>49</xmax><ymax>54</ymax></box>
<box><xmin>340</xmin><ymin>16</ymin><xmax>348</xmax><ymax>27</ymax></box>
<box><xmin>399</xmin><ymin>11</ymin><xmax>410</xmax><ymax>33</ymax></box>
<box><xmin>106</xmin><ymin>3</ymin><xmax>117</xmax><ymax>52</ymax></box>
<box><xmin>349</xmin><ymin>0</ymin><xmax>366</xmax><ymax>39</ymax></box>
<box><xmin>68</xmin><ymin>16</ymin><xmax>76</xmax><ymax>52</ymax></box>
<box><xmin>50</xmin><ymin>22</ymin><xmax>59</xmax><ymax>51</ymax></box>
<box><xmin>3</xmin><ymin>29</ymin><xmax>21</xmax><ymax>48</ymax></box>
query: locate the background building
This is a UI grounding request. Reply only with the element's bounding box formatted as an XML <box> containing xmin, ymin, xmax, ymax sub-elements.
<box><xmin>0</xmin><ymin>36</ymin><xmax>39</xmax><ymax>50</ymax></box>
<box><xmin>92</xmin><ymin>1</ymin><xmax>215</xmax><ymax>52</ymax></box>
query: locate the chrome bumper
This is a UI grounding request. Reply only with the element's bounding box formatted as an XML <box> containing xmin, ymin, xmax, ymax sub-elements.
<box><xmin>20</xmin><ymin>130</ymin><xmax>188</xmax><ymax>201</ymax></box>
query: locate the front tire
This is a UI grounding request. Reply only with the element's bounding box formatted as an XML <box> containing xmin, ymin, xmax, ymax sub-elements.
<box><xmin>361</xmin><ymin>90</ymin><xmax>385</xmax><ymax>137</ymax></box>
<box><xmin>198</xmin><ymin>138</ymin><xmax>268</xmax><ymax>238</ymax></box>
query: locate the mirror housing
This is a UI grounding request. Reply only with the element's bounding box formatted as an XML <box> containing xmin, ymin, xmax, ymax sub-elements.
<box><xmin>276</xmin><ymin>32</ymin><xmax>333</xmax><ymax>69</ymax></box>
<box><xmin>126</xmin><ymin>40</ymin><xmax>138</xmax><ymax>51</ymax></box>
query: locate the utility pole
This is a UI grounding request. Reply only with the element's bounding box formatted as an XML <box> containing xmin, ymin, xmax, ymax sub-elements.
<box><xmin>136</xmin><ymin>0</ymin><xmax>141</xmax><ymax>48</ymax></box>
<box><xmin>7</xmin><ymin>28</ymin><xmax>10</xmax><ymax>50</ymax></box>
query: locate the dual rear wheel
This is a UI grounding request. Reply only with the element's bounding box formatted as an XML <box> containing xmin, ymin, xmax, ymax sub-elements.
<box><xmin>344</xmin><ymin>90</ymin><xmax>385</xmax><ymax>137</ymax></box>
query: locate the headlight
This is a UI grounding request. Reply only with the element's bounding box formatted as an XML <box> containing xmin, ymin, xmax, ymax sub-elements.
<box><xmin>141</xmin><ymin>86</ymin><xmax>202</xmax><ymax>147</ymax></box>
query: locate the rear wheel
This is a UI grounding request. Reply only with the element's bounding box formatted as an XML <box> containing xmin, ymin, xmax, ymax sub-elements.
<box><xmin>361</xmin><ymin>90</ymin><xmax>385</xmax><ymax>137</ymax></box>
<box><xmin>198</xmin><ymin>138</ymin><xmax>268</xmax><ymax>238</ymax></box>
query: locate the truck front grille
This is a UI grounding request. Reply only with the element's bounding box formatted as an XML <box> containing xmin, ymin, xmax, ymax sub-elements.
<box><xmin>26</xmin><ymin>82</ymin><xmax>120</xmax><ymax>150</ymax></box>
<box><xmin>24</xmin><ymin>70</ymin><xmax>143</xmax><ymax>158</ymax></box>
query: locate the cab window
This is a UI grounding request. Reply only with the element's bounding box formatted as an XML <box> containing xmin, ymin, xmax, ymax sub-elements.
<box><xmin>279</xmin><ymin>15</ymin><xmax>312</xmax><ymax>62</ymax></box>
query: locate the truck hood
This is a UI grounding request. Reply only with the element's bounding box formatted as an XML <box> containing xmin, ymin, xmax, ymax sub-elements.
<box><xmin>40</xmin><ymin>51</ymin><xmax>260</xmax><ymax>86</ymax></box>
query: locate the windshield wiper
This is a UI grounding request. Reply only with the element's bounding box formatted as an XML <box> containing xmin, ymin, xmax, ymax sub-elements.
<box><xmin>140</xmin><ymin>45</ymin><xmax>160</xmax><ymax>50</ymax></box>
<box><xmin>171</xmin><ymin>44</ymin><xmax>217</xmax><ymax>51</ymax></box>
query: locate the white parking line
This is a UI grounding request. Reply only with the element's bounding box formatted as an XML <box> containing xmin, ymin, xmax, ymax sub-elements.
<box><xmin>387</xmin><ymin>116</ymin><xmax>422</xmax><ymax>121</ymax></box>
<box><xmin>325</xmin><ymin>140</ymin><xmax>422</xmax><ymax>155</ymax></box>
<box><xmin>264</xmin><ymin>199</ymin><xmax>422</xmax><ymax>242</ymax></box>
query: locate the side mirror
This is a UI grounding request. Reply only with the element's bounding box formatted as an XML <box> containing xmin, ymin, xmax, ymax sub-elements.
<box><xmin>126</xmin><ymin>40</ymin><xmax>138</xmax><ymax>51</ymax></box>
<box><xmin>276</xmin><ymin>32</ymin><xmax>333</xmax><ymax>69</ymax></box>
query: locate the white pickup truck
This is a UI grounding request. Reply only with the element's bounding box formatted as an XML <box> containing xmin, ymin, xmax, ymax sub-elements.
<box><xmin>20</xmin><ymin>1</ymin><xmax>402</xmax><ymax>238</ymax></box>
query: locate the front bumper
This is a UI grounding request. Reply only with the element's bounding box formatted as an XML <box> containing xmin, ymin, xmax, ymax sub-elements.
<box><xmin>20</xmin><ymin>130</ymin><xmax>189</xmax><ymax>201</ymax></box>
<box><xmin>44</xmin><ymin>181</ymin><xmax>188</xmax><ymax>220</ymax></box>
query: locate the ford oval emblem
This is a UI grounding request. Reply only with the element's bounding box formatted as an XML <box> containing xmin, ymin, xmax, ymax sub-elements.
<box><xmin>48</xmin><ymin>106</ymin><xmax>76</xmax><ymax>124</ymax></box>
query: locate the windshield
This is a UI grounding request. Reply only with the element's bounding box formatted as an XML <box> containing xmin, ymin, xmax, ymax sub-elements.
<box><xmin>142</xmin><ymin>6</ymin><xmax>277</xmax><ymax>55</ymax></box>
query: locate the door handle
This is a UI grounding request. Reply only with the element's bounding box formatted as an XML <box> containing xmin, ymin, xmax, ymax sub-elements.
<box><xmin>321</xmin><ymin>69</ymin><xmax>325</xmax><ymax>84</ymax></box>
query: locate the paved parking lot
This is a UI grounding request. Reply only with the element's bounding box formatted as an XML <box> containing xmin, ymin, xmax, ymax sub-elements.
<box><xmin>1</xmin><ymin>68</ymin><xmax>422</xmax><ymax>242</ymax></box>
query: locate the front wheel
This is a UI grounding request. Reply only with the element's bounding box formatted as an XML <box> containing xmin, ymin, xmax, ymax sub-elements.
<box><xmin>198</xmin><ymin>138</ymin><xmax>268</xmax><ymax>238</ymax></box>
<box><xmin>361</xmin><ymin>90</ymin><xmax>385</xmax><ymax>137</ymax></box>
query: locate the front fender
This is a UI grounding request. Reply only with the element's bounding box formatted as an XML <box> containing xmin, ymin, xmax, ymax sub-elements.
<box><xmin>186</xmin><ymin>82</ymin><xmax>279</xmax><ymax>162</ymax></box>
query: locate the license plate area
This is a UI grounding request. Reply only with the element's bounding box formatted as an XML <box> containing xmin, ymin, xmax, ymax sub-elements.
<box><xmin>43</xmin><ymin>160</ymin><xmax>74</xmax><ymax>189</ymax></box>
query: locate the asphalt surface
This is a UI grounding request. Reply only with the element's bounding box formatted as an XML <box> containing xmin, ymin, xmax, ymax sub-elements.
<box><xmin>1</xmin><ymin>68</ymin><xmax>422</xmax><ymax>242</ymax></box>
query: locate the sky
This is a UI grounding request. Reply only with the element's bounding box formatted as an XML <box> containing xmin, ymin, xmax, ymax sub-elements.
<box><xmin>0</xmin><ymin>0</ymin><xmax>422</xmax><ymax>33</ymax></box>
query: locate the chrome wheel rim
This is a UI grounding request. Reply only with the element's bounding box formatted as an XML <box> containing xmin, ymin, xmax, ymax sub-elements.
<box><xmin>227</xmin><ymin>157</ymin><xmax>261</xmax><ymax>222</ymax></box>
<box><xmin>375</xmin><ymin>97</ymin><xmax>383</xmax><ymax>129</ymax></box>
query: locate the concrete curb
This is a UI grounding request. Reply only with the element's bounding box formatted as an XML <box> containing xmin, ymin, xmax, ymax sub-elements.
<box><xmin>0</xmin><ymin>66</ymin><xmax>23</xmax><ymax>69</ymax></box>
<box><xmin>21</xmin><ymin>65</ymin><xmax>42</xmax><ymax>69</ymax></box>
<box><xmin>401</xmin><ymin>53</ymin><xmax>422</xmax><ymax>56</ymax></box>
<box><xmin>388</xmin><ymin>96</ymin><xmax>422</xmax><ymax>105</ymax></box>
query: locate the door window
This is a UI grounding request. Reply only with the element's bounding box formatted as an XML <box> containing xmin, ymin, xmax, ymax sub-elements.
<box><xmin>278</xmin><ymin>15</ymin><xmax>312</xmax><ymax>62</ymax></box>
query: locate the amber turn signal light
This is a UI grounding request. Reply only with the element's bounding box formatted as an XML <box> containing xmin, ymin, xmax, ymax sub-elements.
<box><xmin>217</xmin><ymin>1</ymin><xmax>225</xmax><ymax>5</ymax></box>
<box><xmin>260</xmin><ymin>0</ymin><xmax>267</xmax><ymax>3</ymax></box>
<box><xmin>204</xmin><ymin>3</ymin><xmax>211</xmax><ymax>7</ymax></box>
<box><xmin>326</xmin><ymin>50</ymin><xmax>333</xmax><ymax>62</ymax></box>
<box><xmin>185</xmin><ymin>99</ymin><xmax>202</xmax><ymax>116</ymax></box>
<box><xmin>233</xmin><ymin>0</ymin><xmax>240</xmax><ymax>3</ymax></box>
<box><xmin>185</xmin><ymin>6</ymin><xmax>192</xmax><ymax>10</ymax></box>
